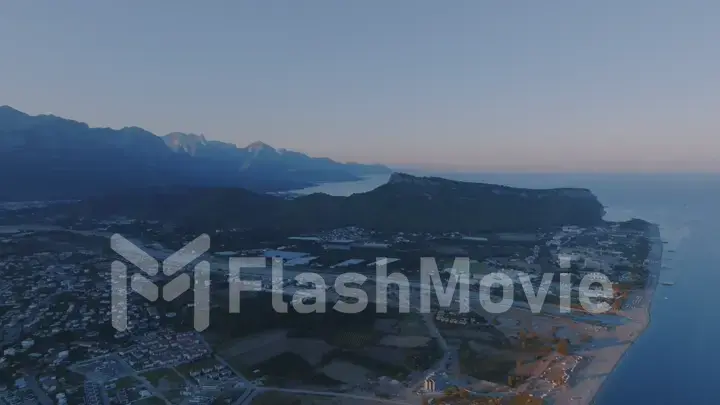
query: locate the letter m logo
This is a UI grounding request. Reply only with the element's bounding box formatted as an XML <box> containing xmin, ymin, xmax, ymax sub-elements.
<box><xmin>110</xmin><ymin>234</ymin><xmax>211</xmax><ymax>332</ymax></box>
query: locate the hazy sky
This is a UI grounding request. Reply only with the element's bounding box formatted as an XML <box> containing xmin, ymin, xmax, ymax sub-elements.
<box><xmin>2</xmin><ymin>1</ymin><xmax>719</xmax><ymax>171</ymax></box>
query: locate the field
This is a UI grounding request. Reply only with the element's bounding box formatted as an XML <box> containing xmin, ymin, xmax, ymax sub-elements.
<box><xmin>252</xmin><ymin>391</ymin><xmax>404</xmax><ymax>405</ymax></box>
<box><xmin>319</xmin><ymin>360</ymin><xmax>371</xmax><ymax>384</ymax></box>
<box><xmin>249</xmin><ymin>352</ymin><xmax>342</xmax><ymax>387</ymax></box>
<box><xmin>112</xmin><ymin>376</ymin><xmax>139</xmax><ymax>389</ymax></box>
<box><xmin>133</xmin><ymin>397</ymin><xmax>166</xmax><ymax>405</ymax></box>
<box><xmin>378</xmin><ymin>335</ymin><xmax>430</xmax><ymax>348</ymax></box>
<box><xmin>203</xmin><ymin>295</ymin><xmax>444</xmax><ymax>388</ymax></box>
<box><xmin>327</xmin><ymin>330</ymin><xmax>378</xmax><ymax>349</ymax></box>
<box><xmin>458</xmin><ymin>340</ymin><xmax>517</xmax><ymax>384</ymax></box>
<box><xmin>218</xmin><ymin>331</ymin><xmax>335</xmax><ymax>375</ymax></box>
<box><xmin>139</xmin><ymin>368</ymin><xmax>185</xmax><ymax>388</ymax></box>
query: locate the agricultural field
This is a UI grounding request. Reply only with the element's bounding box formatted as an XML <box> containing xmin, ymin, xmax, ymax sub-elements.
<box><xmin>140</xmin><ymin>368</ymin><xmax>185</xmax><ymax>388</ymax></box>
<box><xmin>138</xmin><ymin>368</ymin><xmax>187</xmax><ymax>404</ymax></box>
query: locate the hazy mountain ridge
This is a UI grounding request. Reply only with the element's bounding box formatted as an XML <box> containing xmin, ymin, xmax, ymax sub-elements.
<box><xmin>0</xmin><ymin>106</ymin><xmax>390</xmax><ymax>200</ymax></box>
<box><xmin>71</xmin><ymin>172</ymin><xmax>605</xmax><ymax>233</ymax></box>
<box><xmin>162</xmin><ymin>132</ymin><xmax>388</xmax><ymax>177</ymax></box>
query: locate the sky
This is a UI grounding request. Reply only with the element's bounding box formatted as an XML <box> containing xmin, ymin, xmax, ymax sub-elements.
<box><xmin>1</xmin><ymin>1</ymin><xmax>719</xmax><ymax>172</ymax></box>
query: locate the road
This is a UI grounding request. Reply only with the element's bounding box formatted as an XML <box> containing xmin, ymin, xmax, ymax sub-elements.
<box><xmin>255</xmin><ymin>387</ymin><xmax>413</xmax><ymax>405</ymax></box>
<box><xmin>25</xmin><ymin>376</ymin><xmax>53</xmax><ymax>405</ymax></box>
<box><xmin>404</xmin><ymin>309</ymin><xmax>453</xmax><ymax>396</ymax></box>
<box><xmin>231</xmin><ymin>388</ymin><xmax>258</xmax><ymax>405</ymax></box>
<box><xmin>421</xmin><ymin>312</ymin><xmax>451</xmax><ymax>377</ymax></box>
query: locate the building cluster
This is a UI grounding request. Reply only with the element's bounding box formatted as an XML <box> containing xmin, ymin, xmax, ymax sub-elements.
<box><xmin>187</xmin><ymin>362</ymin><xmax>240</xmax><ymax>391</ymax></box>
<box><xmin>117</xmin><ymin>330</ymin><xmax>210</xmax><ymax>371</ymax></box>
<box><xmin>0</xmin><ymin>209</ymin><xmax>656</xmax><ymax>405</ymax></box>
<box><xmin>549</xmin><ymin>224</ymin><xmax>646</xmax><ymax>280</ymax></box>
<box><xmin>0</xmin><ymin>377</ymin><xmax>43</xmax><ymax>405</ymax></box>
<box><xmin>83</xmin><ymin>381</ymin><xmax>104</xmax><ymax>405</ymax></box>
<box><xmin>0</xmin><ymin>228</ymin><xmax>235</xmax><ymax>404</ymax></box>
<box><xmin>434</xmin><ymin>310</ymin><xmax>484</xmax><ymax>326</ymax></box>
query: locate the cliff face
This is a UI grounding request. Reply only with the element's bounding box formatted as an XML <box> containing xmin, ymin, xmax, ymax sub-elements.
<box><xmin>325</xmin><ymin>172</ymin><xmax>606</xmax><ymax>232</ymax></box>
<box><xmin>72</xmin><ymin>172</ymin><xmax>605</xmax><ymax>233</ymax></box>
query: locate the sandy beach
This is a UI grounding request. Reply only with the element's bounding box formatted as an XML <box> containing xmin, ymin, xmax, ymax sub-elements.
<box><xmin>552</xmin><ymin>225</ymin><xmax>662</xmax><ymax>405</ymax></box>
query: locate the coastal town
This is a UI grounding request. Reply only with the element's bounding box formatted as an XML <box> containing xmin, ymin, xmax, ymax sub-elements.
<box><xmin>0</xmin><ymin>201</ymin><xmax>660</xmax><ymax>405</ymax></box>
<box><xmin>6</xmin><ymin>0</ymin><xmax>719</xmax><ymax>402</ymax></box>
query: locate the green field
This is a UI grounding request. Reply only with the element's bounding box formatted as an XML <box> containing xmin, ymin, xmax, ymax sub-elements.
<box><xmin>140</xmin><ymin>368</ymin><xmax>185</xmax><ymax>389</ymax></box>
<box><xmin>251</xmin><ymin>352</ymin><xmax>341</xmax><ymax>387</ymax></box>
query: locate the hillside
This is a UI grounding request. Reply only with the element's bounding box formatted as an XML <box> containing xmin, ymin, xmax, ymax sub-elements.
<box><xmin>71</xmin><ymin>173</ymin><xmax>605</xmax><ymax>233</ymax></box>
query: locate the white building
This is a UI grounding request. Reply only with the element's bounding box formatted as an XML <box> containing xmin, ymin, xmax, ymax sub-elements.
<box><xmin>557</xmin><ymin>254</ymin><xmax>573</xmax><ymax>269</ymax></box>
<box><xmin>562</xmin><ymin>226</ymin><xmax>584</xmax><ymax>234</ymax></box>
<box><xmin>424</xmin><ymin>378</ymin><xmax>436</xmax><ymax>392</ymax></box>
<box><xmin>21</xmin><ymin>339</ymin><xmax>34</xmax><ymax>349</ymax></box>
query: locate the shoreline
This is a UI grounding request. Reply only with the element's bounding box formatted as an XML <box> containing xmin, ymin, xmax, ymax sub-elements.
<box><xmin>554</xmin><ymin>223</ymin><xmax>662</xmax><ymax>405</ymax></box>
<box><xmin>279</xmin><ymin>173</ymin><xmax>391</xmax><ymax>197</ymax></box>
<box><xmin>588</xmin><ymin>223</ymin><xmax>662</xmax><ymax>404</ymax></box>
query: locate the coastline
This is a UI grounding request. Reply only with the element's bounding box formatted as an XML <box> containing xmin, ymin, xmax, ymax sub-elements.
<box><xmin>554</xmin><ymin>223</ymin><xmax>662</xmax><ymax>405</ymax></box>
<box><xmin>590</xmin><ymin>223</ymin><xmax>662</xmax><ymax>403</ymax></box>
<box><xmin>280</xmin><ymin>174</ymin><xmax>391</xmax><ymax>197</ymax></box>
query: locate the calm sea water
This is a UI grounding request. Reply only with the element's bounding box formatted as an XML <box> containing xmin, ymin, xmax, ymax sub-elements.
<box><xmin>292</xmin><ymin>172</ymin><xmax>720</xmax><ymax>404</ymax></box>
<box><xmin>289</xmin><ymin>174</ymin><xmax>392</xmax><ymax>196</ymax></box>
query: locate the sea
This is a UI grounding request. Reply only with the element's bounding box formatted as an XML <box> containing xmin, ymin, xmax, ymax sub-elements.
<box><xmin>290</xmin><ymin>172</ymin><xmax>720</xmax><ymax>404</ymax></box>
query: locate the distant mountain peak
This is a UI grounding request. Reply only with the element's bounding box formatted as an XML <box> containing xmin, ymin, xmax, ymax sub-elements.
<box><xmin>162</xmin><ymin>132</ymin><xmax>210</xmax><ymax>154</ymax></box>
<box><xmin>165</xmin><ymin>132</ymin><xmax>207</xmax><ymax>143</ymax></box>
<box><xmin>245</xmin><ymin>141</ymin><xmax>278</xmax><ymax>156</ymax></box>
<box><xmin>0</xmin><ymin>105</ymin><xmax>24</xmax><ymax>113</ymax></box>
<box><xmin>0</xmin><ymin>105</ymin><xmax>29</xmax><ymax>119</ymax></box>
<box><xmin>246</xmin><ymin>141</ymin><xmax>275</xmax><ymax>152</ymax></box>
<box><xmin>0</xmin><ymin>105</ymin><xmax>59</xmax><ymax>131</ymax></box>
<box><xmin>388</xmin><ymin>172</ymin><xmax>413</xmax><ymax>182</ymax></box>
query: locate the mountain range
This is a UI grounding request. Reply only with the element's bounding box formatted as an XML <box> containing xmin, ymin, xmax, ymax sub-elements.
<box><xmin>0</xmin><ymin>106</ymin><xmax>389</xmax><ymax>201</ymax></box>
<box><xmin>0</xmin><ymin>105</ymin><xmax>606</xmax><ymax>233</ymax></box>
